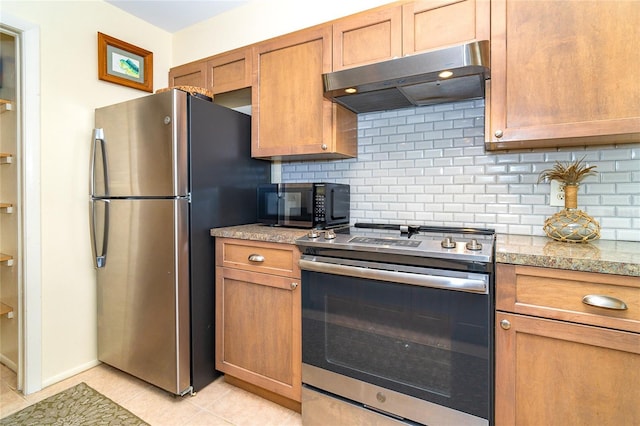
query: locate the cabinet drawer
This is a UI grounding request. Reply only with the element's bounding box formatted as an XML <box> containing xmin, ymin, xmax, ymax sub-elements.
<box><xmin>497</xmin><ymin>264</ymin><xmax>640</xmax><ymax>333</ymax></box>
<box><xmin>216</xmin><ymin>238</ymin><xmax>301</xmax><ymax>278</ymax></box>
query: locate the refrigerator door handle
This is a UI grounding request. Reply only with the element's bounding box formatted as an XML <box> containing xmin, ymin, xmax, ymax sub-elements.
<box><xmin>91</xmin><ymin>128</ymin><xmax>110</xmax><ymax>196</ymax></box>
<box><xmin>90</xmin><ymin>199</ymin><xmax>110</xmax><ymax>268</ymax></box>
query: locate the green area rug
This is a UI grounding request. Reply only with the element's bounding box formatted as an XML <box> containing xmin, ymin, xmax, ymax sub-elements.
<box><xmin>0</xmin><ymin>382</ymin><xmax>149</xmax><ymax>425</ymax></box>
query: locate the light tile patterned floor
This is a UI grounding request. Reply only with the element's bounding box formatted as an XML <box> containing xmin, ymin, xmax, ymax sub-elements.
<box><xmin>0</xmin><ymin>363</ymin><xmax>302</xmax><ymax>425</ymax></box>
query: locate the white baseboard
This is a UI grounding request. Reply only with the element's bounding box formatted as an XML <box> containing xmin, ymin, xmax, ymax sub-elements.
<box><xmin>41</xmin><ymin>359</ymin><xmax>101</xmax><ymax>389</ymax></box>
<box><xmin>0</xmin><ymin>353</ymin><xmax>18</xmax><ymax>373</ymax></box>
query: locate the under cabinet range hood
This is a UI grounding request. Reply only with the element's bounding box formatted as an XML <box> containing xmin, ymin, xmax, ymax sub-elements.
<box><xmin>323</xmin><ymin>41</ymin><xmax>490</xmax><ymax>113</ymax></box>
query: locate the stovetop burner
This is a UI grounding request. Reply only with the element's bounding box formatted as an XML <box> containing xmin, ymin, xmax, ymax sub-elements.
<box><xmin>296</xmin><ymin>222</ymin><xmax>496</xmax><ymax>263</ymax></box>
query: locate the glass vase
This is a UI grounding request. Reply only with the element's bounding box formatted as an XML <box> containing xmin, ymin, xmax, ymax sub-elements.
<box><xmin>542</xmin><ymin>184</ymin><xmax>601</xmax><ymax>243</ymax></box>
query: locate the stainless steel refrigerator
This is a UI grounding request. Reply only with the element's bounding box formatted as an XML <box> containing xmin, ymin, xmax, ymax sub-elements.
<box><xmin>89</xmin><ymin>89</ymin><xmax>270</xmax><ymax>395</ymax></box>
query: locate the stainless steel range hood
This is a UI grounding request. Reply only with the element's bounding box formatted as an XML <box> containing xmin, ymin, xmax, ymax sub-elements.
<box><xmin>323</xmin><ymin>41</ymin><xmax>490</xmax><ymax>114</ymax></box>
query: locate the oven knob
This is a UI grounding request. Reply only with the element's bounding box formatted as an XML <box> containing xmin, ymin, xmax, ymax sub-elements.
<box><xmin>324</xmin><ymin>230</ymin><xmax>336</xmax><ymax>240</ymax></box>
<box><xmin>307</xmin><ymin>230</ymin><xmax>320</xmax><ymax>239</ymax></box>
<box><xmin>466</xmin><ymin>239</ymin><xmax>483</xmax><ymax>251</ymax></box>
<box><xmin>441</xmin><ymin>236</ymin><xmax>456</xmax><ymax>249</ymax></box>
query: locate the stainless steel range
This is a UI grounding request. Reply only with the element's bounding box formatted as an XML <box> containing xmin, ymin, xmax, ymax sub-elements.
<box><xmin>297</xmin><ymin>223</ymin><xmax>495</xmax><ymax>426</ymax></box>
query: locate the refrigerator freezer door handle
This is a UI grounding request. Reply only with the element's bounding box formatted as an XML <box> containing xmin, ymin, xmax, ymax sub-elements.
<box><xmin>90</xmin><ymin>199</ymin><xmax>110</xmax><ymax>268</ymax></box>
<box><xmin>91</xmin><ymin>128</ymin><xmax>110</xmax><ymax>196</ymax></box>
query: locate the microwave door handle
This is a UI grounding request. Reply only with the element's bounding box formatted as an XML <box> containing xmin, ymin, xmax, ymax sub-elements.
<box><xmin>90</xmin><ymin>128</ymin><xmax>110</xmax><ymax>196</ymax></box>
<box><xmin>90</xmin><ymin>199</ymin><xmax>110</xmax><ymax>268</ymax></box>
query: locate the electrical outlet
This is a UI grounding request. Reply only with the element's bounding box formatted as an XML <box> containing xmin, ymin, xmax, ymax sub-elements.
<box><xmin>550</xmin><ymin>180</ymin><xmax>565</xmax><ymax>207</ymax></box>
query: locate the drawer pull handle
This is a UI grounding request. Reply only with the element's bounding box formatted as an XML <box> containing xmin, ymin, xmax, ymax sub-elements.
<box><xmin>248</xmin><ymin>254</ymin><xmax>265</xmax><ymax>263</ymax></box>
<box><xmin>582</xmin><ymin>294</ymin><xmax>628</xmax><ymax>311</ymax></box>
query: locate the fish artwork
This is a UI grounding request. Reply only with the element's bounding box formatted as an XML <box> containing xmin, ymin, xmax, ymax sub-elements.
<box><xmin>119</xmin><ymin>58</ymin><xmax>140</xmax><ymax>78</ymax></box>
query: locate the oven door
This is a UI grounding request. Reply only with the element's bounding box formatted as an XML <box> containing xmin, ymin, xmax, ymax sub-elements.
<box><xmin>300</xmin><ymin>257</ymin><xmax>493</xmax><ymax>425</ymax></box>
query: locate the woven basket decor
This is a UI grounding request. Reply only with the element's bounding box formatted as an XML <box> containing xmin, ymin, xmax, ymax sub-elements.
<box><xmin>156</xmin><ymin>86</ymin><xmax>213</xmax><ymax>100</ymax></box>
<box><xmin>543</xmin><ymin>208</ymin><xmax>601</xmax><ymax>243</ymax></box>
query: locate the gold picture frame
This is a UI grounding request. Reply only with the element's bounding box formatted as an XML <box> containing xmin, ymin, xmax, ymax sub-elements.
<box><xmin>98</xmin><ymin>32</ymin><xmax>153</xmax><ymax>92</ymax></box>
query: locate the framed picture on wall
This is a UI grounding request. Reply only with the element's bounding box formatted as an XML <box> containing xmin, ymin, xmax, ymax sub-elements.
<box><xmin>97</xmin><ymin>32</ymin><xmax>153</xmax><ymax>92</ymax></box>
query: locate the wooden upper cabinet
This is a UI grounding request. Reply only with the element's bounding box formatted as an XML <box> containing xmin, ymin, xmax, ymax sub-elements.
<box><xmin>402</xmin><ymin>0</ymin><xmax>490</xmax><ymax>55</ymax></box>
<box><xmin>332</xmin><ymin>0</ymin><xmax>488</xmax><ymax>71</ymax></box>
<box><xmin>168</xmin><ymin>47</ymin><xmax>252</xmax><ymax>95</ymax></box>
<box><xmin>487</xmin><ymin>0</ymin><xmax>640</xmax><ymax>150</ymax></box>
<box><xmin>206</xmin><ymin>47</ymin><xmax>252</xmax><ymax>94</ymax></box>
<box><xmin>168</xmin><ymin>60</ymin><xmax>207</xmax><ymax>88</ymax></box>
<box><xmin>332</xmin><ymin>5</ymin><xmax>402</xmax><ymax>71</ymax></box>
<box><xmin>252</xmin><ymin>26</ymin><xmax>357</xmax><ymax>160</ymax></box>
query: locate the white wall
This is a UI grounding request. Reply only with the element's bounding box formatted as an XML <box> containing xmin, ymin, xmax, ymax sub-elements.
<box><xmin>172</xmin><ymin>0</ymin><xmax>394</xmax><ymax>64</ymax></box>
<box><xmin>1</xmin><ymin>0</ymin><xmax>171</xmax><ymax>388</ymax></box>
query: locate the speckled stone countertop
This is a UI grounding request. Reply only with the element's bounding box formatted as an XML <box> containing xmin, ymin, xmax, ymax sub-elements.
<box><xmin>496</xmin><ymin>234</ymin><xmax>640</xmax><ymax>277</ymax></box>
<box><xmin>210</xmin><ymin>224</ymin><xmax>310</xmax><ymax>244</ymax></box>
<box><xmin>211</xmin><ymin>225</ymin><xmax>640</xmax><ymax>277</ymax></box>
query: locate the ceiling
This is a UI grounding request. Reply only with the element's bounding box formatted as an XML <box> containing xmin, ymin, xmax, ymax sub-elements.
<box><xmin>105</xmin><ymin>0</ymin><xmax>250</xmax><ymax>33</ymax></box>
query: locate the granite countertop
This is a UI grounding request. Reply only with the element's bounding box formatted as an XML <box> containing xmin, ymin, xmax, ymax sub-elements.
<box><xmin>210</xmin><ymin>224</ymin><xmax>310</xmax><ymax>244</ymax></box>
<box><xmin>211</xmin><ymin>224</ymin><xmax>640</xmax><ymax>277</ymax></box>
<box><xmin>496</xmin><ymin>234</ymin><xmax>640</xmax><ymax>277</ymax></box>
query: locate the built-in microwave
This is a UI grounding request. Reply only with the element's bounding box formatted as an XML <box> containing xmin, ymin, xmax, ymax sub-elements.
<box><xmin>257</xmin><ymin>183</ymin><xmax>350</xmax><ymax>229</ymax></box>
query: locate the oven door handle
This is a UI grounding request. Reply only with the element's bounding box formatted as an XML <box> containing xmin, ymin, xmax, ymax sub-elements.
<box><xmin>299</xmin><ymin>259</ymin><xmax>488</xmax><ymax>294</ymax></box>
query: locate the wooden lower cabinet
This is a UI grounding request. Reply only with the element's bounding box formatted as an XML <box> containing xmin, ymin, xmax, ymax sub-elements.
<box><xmin>215</xmin><ymin>238</ymin><xmax>301</xmax><ymax>411</ymax></box>
<box><xmin>495</xmin><ymin>264</ymin><xmax>640</xmax><ymax>425</ymax></box>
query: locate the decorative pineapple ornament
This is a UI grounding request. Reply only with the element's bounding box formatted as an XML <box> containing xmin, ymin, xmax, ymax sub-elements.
<box><xmin>537</xmin><ymin>157</ymin><xmax>601</xmax><ymax>243</ymax></box>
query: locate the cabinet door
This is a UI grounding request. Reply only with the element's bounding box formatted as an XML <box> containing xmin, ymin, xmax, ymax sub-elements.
<box><xmin>487</xmin><ymin>0</ymin><xmax>640</xmax><ymax>150</ymax></box>
<box><xmin>252</xmin><ymin>26</ymin><xmax>357</xmax><ymax>160</ymax></box>
<box><xmin>168</xmin><ymin>60</ymin><xmax>207</xmax><ymax>88</ymax></box>
<box><xmin>495</xmin><ymin>312</ymin><xmax>640</xmax><ymax>426</ymax></box>
<box><xmin>207</xmin><ymin>47</ymin><xmax>252</xmax><ymax>94</ymax></box>
<box><xmin>403</xmin><ymin>0</ymin><xmax>490</xmax><ymax>55</ymax></box>
<box><xmin>215</xmin><ymin>266</ymin><xmax>302</xmax><ymax>402</ymax></box>
<box><xmin>332</xmin><ymin>5</ymin><xmax>402</xmax><ymax>71</ymax></box>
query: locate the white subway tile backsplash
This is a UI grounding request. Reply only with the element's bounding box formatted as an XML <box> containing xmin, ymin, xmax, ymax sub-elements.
<box><xmin>617</xmin><ymin>183</ymin><xmax>640</xmax><ymax>194</ymax></box>
<box><xmin>615</xmin><ymin>160</ymin><xmax>640</xmax><ymax>171</ymax></box>
<box><xmin>509</xmin><ymin>225</ymin><xmax>535</xmax><ymax>235</ymax></box>
<box><xmin>601</xmin><ymin>217</ymin><xmax>632</xmax><ymax>228</ymax></box>
<box><xmin>509</xmin><ymin>205</ymin><xmax>533</xmax><ymax>215</ymax></box>
<box><xmin>496</xmin><ymin>175</ymin><xmax>520</xmax><ymax>184</ymax></box>
<box><xmin>600</xmin><ymin>148</ymin><xmax>633</xmax><ymax>161</ymax></box>
<box><xmin>586</xmin><ymin>183</ymin><xmax>616</xmax><ymax>194</ymax></box>
<box><xmin>602</xmin><ymin>195</ymin><xmax>632</xmax><ymax>205</ymax></box>
<box><xmin>281</xmin><ymin>100</ymin><xmax>640</xmax><ymax>241</ymax></box>
<box><xmin>617</xmin><ymin>206</ymin><xmax>640</xmax><ymax>217</ymax></box>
